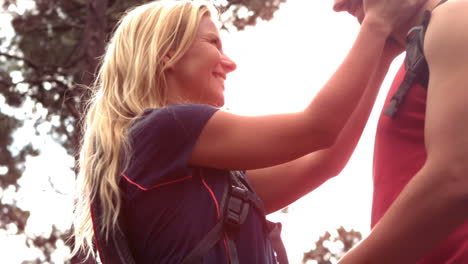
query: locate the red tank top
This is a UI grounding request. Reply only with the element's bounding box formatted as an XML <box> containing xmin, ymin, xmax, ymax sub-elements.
<box><xmin>373</xmin><ymin>63</ymin><xmax>468</xmax><ymax>263</ymax></box>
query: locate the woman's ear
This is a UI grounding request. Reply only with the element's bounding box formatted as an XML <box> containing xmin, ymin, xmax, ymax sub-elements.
<box><xmin>163</xmin><ymin>51</ymin><xmax>176</xmax><ymax>70</ymax></box>
<box><xmin>163</xmin><ymin>55</ymin><xmax>172</xmax><ymax>69</ymax></box>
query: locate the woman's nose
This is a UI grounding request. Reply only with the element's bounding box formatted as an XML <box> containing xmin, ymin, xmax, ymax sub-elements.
<box><xmin>221</xmin><ymin>54</ymin><xmax>237</xmax><ymax>73</ymax></box>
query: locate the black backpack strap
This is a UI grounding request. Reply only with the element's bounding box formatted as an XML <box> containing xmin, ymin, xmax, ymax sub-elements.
<box><xmin>383</xmin><ymin>0</ymin><xmax>448</xmax><ymax>117</ymax></box>
<box><xmin>183</xmin><ymin>171</ymin><xmax>251</xmax><ymax>264</ymax></box>
<box><xmin>182</xmin><ymin>170</ymin><xmax>289</xmax><ymax>264</ymax></box>
<box><xmin>181</xmin><ymin>171</ymin><xmax>231</xmax><ymax>264</ymax></box>
<box><xmin>181</xmin><ymin>216</ymin><xmax>226</xmax><ymax>264</ymax></box>
<box><xmin>91</xmin><ymin>194</ymin><xmax>136</xmax><ymax>264</ymax></box>
<box><xmin>384</xmin><ymin>11</ymin><xmax>431</xmax><ymax>117</ymax></box>
<box><xmin>436</xmin><ymin>0</ymin><xmax>449</xmax><ymax>7</ymax></box>
<box><xmin>229</xmin><ymin>171</ymin><xmax>266</xmax><ymax>215</ymax></box>
<box><xmin>267</xmin><ymin>221</ymin><xmax>289</xmax><ymax>264</ymax></box>
<box><xmin>229</xmin><ymin>172</ymin><xmax>289</xmax><ymax>264</ymax></box>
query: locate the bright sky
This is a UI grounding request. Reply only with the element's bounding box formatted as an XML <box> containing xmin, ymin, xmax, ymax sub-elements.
<box><xmin>0</xmin><ymin>0</ymin><xmax>405</xmax><ymax>263</ymax></box>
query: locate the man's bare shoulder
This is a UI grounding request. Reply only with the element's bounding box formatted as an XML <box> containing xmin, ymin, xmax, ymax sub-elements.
<box><xmin>422</xmin><ymin>0</ymin><xmax>468</xmax><ymax>166</ymax></box>
<box><xmin>424</xmin><ymin>0</ymin><xmax>468</xmax><ymax>69</ymax></box>
<box><xmin>432</xmin><ymin>0</ymin><xmax>468</xmax><ymax>19</ymax></box>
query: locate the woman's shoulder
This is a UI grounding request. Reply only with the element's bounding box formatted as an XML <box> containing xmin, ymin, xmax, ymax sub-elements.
<box><xmin>130</xmin><ymin>103</ymin><xmax>219</xmax><ymax>136</ymax></box>
<box><xmin>143</xmin><ymin>103</ymin><xmax>218</xmax><ymax>117</ymax></box>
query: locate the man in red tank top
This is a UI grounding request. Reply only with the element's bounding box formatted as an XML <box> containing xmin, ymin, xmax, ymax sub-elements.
<box><xmin>334</xmin><ymin>0</ymin><xmax>468</xmax><ymax>263</ymax></box>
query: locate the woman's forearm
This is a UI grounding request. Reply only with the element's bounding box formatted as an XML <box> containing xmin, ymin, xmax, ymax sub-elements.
<box><xmin>248</xmin><ymin>47</ymin><xmax>396</xmax><ymax>213</ymax></box>
<box><xmin>303</xmin><ymin>17</ymin><xmax>389</xmax><ymax>143</ymax></box>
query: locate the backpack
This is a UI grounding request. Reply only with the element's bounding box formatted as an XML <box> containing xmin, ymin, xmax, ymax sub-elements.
<box><xmin>383</xmin><ymin>0</ymin><xmax>448</xmax><ymax>117</ymax></box>
<box><xmin>91</xmin><ymin>192</ymin><xmax>135</xmax><ymax>264</ymax></box>
<box><xmin>91</xmin><ymin>170</ymin><xmax>289</xmax><ymax>264</ymax></box>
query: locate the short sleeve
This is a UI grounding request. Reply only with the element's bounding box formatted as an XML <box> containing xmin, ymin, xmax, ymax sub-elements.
<box><xmin>123</xmin><ymin>104</ymin><xmax>219</xmax><ymax>189</ymax></box>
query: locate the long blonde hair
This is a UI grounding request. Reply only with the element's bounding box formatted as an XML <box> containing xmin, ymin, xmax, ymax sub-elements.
<box><xmin>72</xmin><ymin>0</ymin><xmax>215</xmax><ymax>258</ymax></box>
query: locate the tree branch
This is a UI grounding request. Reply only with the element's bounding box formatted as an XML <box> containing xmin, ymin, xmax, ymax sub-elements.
<box><xmin>47</xmin><ymin>176</ymin><xmax>66</xmax><ymax>196</ymax></box>
<box><xmin>0</xmin><ymin>52</ymin><xmax>40</xmax><ymax>70</ymax></box>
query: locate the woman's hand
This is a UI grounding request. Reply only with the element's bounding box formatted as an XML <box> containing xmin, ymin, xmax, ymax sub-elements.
<box><xmin>363</xmin><ymin>0</ymin><xmax>427</xmax><ymax>36</ymax></box>
<box><xmin>383</xmin><ymin>36</ymin><xmax>405</xmax><ymax>59</ymax></box>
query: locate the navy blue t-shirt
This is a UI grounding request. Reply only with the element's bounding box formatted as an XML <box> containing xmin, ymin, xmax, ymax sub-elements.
<box><xmin>120</xmin><ymin>104</ymin><xmax>276</xmax><ymax>263</ymax></box>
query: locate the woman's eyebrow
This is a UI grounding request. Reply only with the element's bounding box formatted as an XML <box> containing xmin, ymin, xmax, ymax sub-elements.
<box><xmin>206</xmin><ymin>33</ymin><xmax>223</xmax><ymax>48</ymax></box>
<box><xmin>205</xmin><ymin>32</ymin><xmax>220</xmax><ymax>39</ymax></box>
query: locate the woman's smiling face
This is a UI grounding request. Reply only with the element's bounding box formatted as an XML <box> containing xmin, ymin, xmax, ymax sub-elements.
<box><xmin>167</xmin><ymin>16</ymin><xmax>237</xmax><ymax>107</ymax></box>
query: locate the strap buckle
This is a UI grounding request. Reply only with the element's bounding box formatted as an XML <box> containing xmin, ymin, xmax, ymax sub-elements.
<box><xmin>225</xmin><ymin>186</ymin><xmax>250</xmax><ymax>231</ymax></box>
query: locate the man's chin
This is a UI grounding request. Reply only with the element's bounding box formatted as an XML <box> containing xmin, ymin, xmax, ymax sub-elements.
<box><xmin>333</xmin><ymin>0</ymin><xmax>349</xmax><ymax>12</ymax></box>
<box><xmin>211</xmin><ymin>96</ymin><xmax>225</xmax><ymax>108</ymax></box>
<box><xmin>215</xmin><ymin>100</ymin><xmax>225</xmax><ymax>108</ymax></box>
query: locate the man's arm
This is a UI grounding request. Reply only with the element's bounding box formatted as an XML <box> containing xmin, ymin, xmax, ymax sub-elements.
<box><xmin>339</xmin><ymin>1</ymin><xmax>468</xmax><ymax>263</ymax></box>
<box><xmin>247</xmin><ymin>40</ymin><xmax>402</xmax><ymax>214</ymax></box>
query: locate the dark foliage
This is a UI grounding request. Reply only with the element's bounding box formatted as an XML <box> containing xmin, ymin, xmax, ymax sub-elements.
<box><xmin>303</xmin><ymin>226</ymin><xmax>362</xmax><ymax>264</ymax></box>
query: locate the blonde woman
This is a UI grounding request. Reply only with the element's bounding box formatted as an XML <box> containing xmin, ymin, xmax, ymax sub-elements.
<box><xmin>73</xmin><ymin>0</ymin><xmax>425</xmax><ymax>263</ymax></box>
